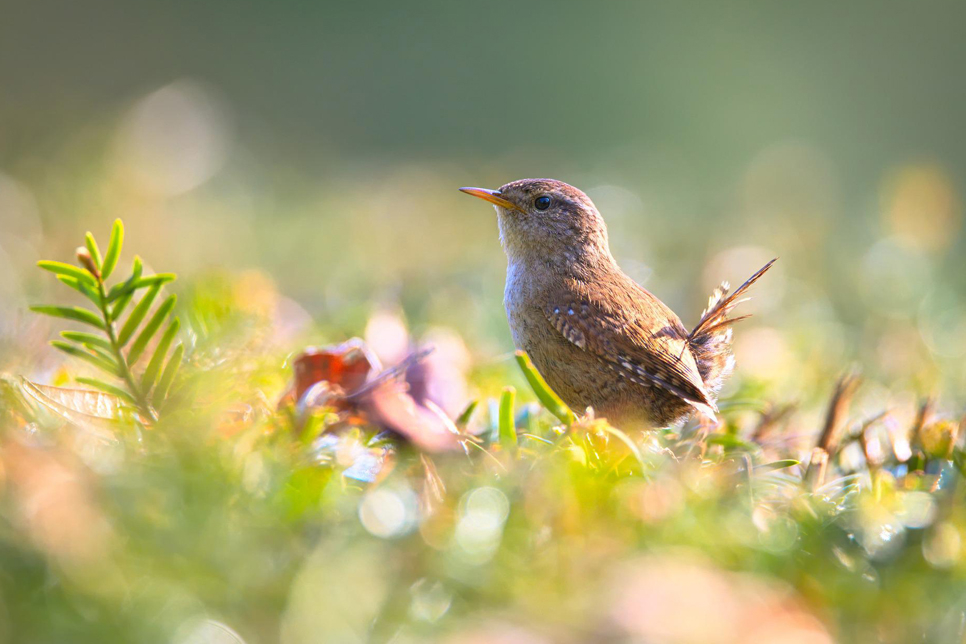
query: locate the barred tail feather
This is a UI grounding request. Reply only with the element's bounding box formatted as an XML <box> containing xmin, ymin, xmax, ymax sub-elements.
<box><xmin>688</xmin><ymin>258</ymin><xmax>777</xmax><ymax>394</ymax></box>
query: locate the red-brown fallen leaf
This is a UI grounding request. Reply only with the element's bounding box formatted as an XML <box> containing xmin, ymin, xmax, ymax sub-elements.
<box><xmin>363</xmin><ymin>379</ymin><xmax>459</xmax><ymax>452</ymax></box>
<box><xmin>293</xmin><ymin>339</ymin><xmax>377</xmax><ymax>402</ymax></box>
<box><xmin>19</xmin><ymin>377</ymin><xmax>140</xmax><ymax>440</ymax></box>
<box><xmin>283</xmin><ymin>338</ymin><xmax>460</xmax><ymax>452</ymax></box>
<box><xmin>21</xmin><ymin>377</ymin><xmax>251</xmax><ymax>440</ymax></box>
<box><xmin>365</xmin><ymin>312</ymin><xmax>470</xmax><ymax>418</ymax></box>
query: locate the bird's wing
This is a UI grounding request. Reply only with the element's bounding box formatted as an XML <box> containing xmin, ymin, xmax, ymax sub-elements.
<box><xmin>543</xmin><ymin>283</ymin><xmax>717</xmax><ymax>419</ymax></box>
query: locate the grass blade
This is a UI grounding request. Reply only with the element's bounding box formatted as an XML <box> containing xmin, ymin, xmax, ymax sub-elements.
<box><xmin>706</xmin><ymin>433</ymin><xmax>761</xmax><ymax>453</ymax></box>
<box><xmin>499</xmin><ymin>386</ymin><xmax>517</xmax><ymax>447</ymax></box>
<box><xmin>598</xmin><ymin>425</ymin><xmax>647</xmax><ymax>471</ymax></box>
<box><xmin>30</xmin><ymin>305</ymin><xmax>105</xmax><ymax>330</ymax></box>
<box><xmin>117</xmin><ymin>283</ymin><xmax>161</xmax><ymax>346</ymax></box>
<box><xmin>100</xmin><ymin>219</ymin><xmax>124</xmax><ymax>280</ymax></box>
<box><xmin>140</xmin><ymin>318</ymin><xmax>180</xmax><ymax>393</ymax></box>
<box><xmin>456</xmin><ymin>400</ymin><xmax>478</xmax><ymax>426</ymax></box>
<box><xmin>154</xmin><ymin>343</ymin><xmax>184</xmax><ymax>405</ymax></box>
<box><xmin>128</xmin><ymin>294</ymin><xmax>176</xmax><ymax>364</ymax></box>
<box><xmin>514</xmin><ymin>351</ymin><xmax>575</xmax><ymax>424</ymax></box>
<box><xmin>754</xmin><ymin>459</ymin><xmax>801</xmax><ymax>473</ymax></box>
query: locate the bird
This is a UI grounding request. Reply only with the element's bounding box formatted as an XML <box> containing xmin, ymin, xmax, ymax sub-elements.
<box><xmin>460</xmin><ymin>178</ymin><xmax>775</xmax><ymax>428</ymax></box>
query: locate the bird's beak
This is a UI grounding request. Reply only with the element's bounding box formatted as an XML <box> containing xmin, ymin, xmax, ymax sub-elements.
<box><xmin>459</xmin><ymin>187</ymin><xmax>520</xmax><ymax>212</ymax></box>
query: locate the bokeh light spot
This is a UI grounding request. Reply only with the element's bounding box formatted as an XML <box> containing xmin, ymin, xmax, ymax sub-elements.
<box><xmin>359</xmin><ymin>486</ymin><xmax>418</xmax><ymax>539</ymax></box>
<box><xmin>882</xmin><ymin>163</ymin><xmax>961</xmax><ymax>253</ymax></box>
<box><xmin>454</xmin><ymin>487</ymin><xmax>510</xmax><ymax>563</ymax></box>
<box><xmin>173</xmin><ymin>618</ymin><xmax>246</xmax><ymax>644</ymax></box>
<box><xmin>115</xmin><ymin>80</ymin><xmax>232</xmax><ymax>196</ymax></box>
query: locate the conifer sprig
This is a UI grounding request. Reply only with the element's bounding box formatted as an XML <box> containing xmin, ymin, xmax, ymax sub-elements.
<box><xmin>31</xmin><ymin>219</ymin><xmax>182</xmax><ymax>422</ymax></box>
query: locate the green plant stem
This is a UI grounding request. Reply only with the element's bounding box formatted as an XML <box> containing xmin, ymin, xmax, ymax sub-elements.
<box><xmin>95</xmin><ymin>278</ymin><xmax>157</xmax><ymax>423</ymax></box>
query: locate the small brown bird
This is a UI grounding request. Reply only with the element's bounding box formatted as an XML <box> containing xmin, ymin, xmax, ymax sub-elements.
<box><xmin>460</xmin><ymin>178</ymin><xmax>775</xmax><ymax>427</ymax></box>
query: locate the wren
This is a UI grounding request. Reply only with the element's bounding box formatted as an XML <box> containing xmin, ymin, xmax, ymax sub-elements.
<box><xmin>460</xmin><ymin>178</ymin><xmax>775</xmax><ymax>428</ymax></box>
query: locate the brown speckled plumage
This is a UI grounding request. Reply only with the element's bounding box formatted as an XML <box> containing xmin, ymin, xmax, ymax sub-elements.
<box><xmin>461</xmin><ymin>178</ymin><xmax>775</xmax><ymax>428</ymax></box>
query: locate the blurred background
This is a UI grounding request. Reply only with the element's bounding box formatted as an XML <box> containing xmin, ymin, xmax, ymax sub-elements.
<box><xmin>4</xmin><ymin>3</ymin><xmax>966</xmax><ymax>643</ymax></box>
<box><xmin>2</xmin><ymin>0</ymin><xmax>965</xmax><ymax>406</ymax></box>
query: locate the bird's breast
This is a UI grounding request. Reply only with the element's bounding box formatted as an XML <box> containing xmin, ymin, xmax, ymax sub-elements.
<box><xmin>503</xmin><ymin>262</ymin><xmax>533</xmax><ymax>349</ymax></box>
<box><xmin>503</xmin><ymin>261</ymin><xmax>582</xmax><ymax>365</ymax></box>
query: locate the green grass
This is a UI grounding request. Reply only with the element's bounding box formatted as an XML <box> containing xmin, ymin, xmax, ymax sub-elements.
<box><xmin>1</xmin><ymin>230</ymin><xmax>965</xmax><ymax>644</ymax></box>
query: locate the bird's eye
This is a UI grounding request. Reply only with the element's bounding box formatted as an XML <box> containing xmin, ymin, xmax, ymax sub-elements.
<box><xmin>534</xmin><ymin>195</ymin><xmax>551</xmax><ymax>211</ymax></box>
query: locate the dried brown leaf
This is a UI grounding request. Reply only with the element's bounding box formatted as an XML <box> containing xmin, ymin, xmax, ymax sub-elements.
<box><xmin>19</xmin><ymin>378</ymin><xmax>142</xmax><ymax>435</ymax></box>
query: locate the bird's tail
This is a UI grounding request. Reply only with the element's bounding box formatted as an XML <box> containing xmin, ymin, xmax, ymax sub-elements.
<box><xmin>688</xmin><ymin>259</ymin><xmax>777</xmax><ymax>395</ymax></box>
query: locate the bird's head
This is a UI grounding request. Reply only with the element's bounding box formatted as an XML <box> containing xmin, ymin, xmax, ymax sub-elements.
<box><xmin>460</xmin><ymin>179</ymin><xmax>611</xmax><ymax>266</ymax></box>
